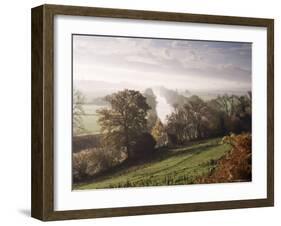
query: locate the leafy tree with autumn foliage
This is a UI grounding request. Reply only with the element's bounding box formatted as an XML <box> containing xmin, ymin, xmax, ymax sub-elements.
<box><xmin>151</xmin><ymin>119</ymin><xmax>168</xmax><ymax>147</ymax></box>
<box><xmin>151</xmin><ymin>119</ymin><xmax>165</xmax><ymax>141</ymax></box>
<box><xmin>97</xmin><ymin>89</ymin><xmax>150</xmax><ymax>160</ymax></box>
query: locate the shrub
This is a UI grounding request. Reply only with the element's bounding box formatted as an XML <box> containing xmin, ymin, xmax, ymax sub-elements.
<box><xmin>196</xmin><ymin>133</ymin><xmax>252</xmax><ymax>183</ymax></box>
<box><xmin>73</xmin><ymin>147</ymin><xmax>126</xmax><ymax>182</ymax></box>
<box><xmin>73</xmin><ymin>150</ymin><xmax>91</xmax><ymax>182</ymax></box>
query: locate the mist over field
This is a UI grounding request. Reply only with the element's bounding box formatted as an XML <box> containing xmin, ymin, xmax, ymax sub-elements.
<box><xmin>74</xmin><ymin>79</ymin><xmax>249</xmax><ymax>100</ymax></box>
<box><xmin>74</xmin><ymin>79</ymin><xmax>249</xmax><ymax>127</ymax></box>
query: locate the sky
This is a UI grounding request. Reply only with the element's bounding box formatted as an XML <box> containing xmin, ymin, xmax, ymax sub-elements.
<box><xmin>73</xmin><ymin>35</ymin><xmax>252</xmax><ymax>92</ymax></box>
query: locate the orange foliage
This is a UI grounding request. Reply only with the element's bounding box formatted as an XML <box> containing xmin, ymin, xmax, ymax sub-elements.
<box><xmin>197</xmin><ymin>133</ymin><xmax>252</xmax><ymax>183</ymax></box>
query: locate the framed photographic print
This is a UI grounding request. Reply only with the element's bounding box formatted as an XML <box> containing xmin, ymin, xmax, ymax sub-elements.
<box><xmin>31</xmin><ymin>4</ymin><xmax>274</xmax><ymax>221</ymax></box>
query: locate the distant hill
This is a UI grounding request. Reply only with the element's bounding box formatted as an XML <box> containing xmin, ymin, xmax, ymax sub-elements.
<box><xmin>74</xmin><ymin>80</ymin><xmax>143</xmax><ymax>100</ymax></box>
<box><xmin>74</xmin><ymin>80</ymin><xmax>249</xmax><ymax>102</ymax></box>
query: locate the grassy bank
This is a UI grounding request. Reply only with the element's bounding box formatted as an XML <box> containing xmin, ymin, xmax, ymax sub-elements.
<box><xmin>74</xmin><ymin>138</ymin><xmax>231</xmax><ymax>189</ymax></box>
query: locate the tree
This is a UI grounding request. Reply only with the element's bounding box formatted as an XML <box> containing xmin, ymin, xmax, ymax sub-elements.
<box><xmin>166</xmin><ymin>104</ymin><xmax>191</xmax><ymax>144</ymax></box>
<box><xmin>209</xmin><ymin>94</ymin><xmax>252</xmax><ymax>134</ymax></box>
<box><xmin>166</xmin><ymin>96</ymin><xmax>213</xmax><ymax>143</ymax></box>
<box><xmin>97</xmin><ymin>89</ymin><xmax>150</xmax><ymax>159</ymax></box>
<box><xmin>151</xmin><ymin>119</ymin><xmax>168</xmax><ymax>147</ymax></box>
<box><xmin>73</xmin><ymin>89</ymin><xmax>85</xmax><ymax>135</ymax></box>
<box><xmin>234</xmin><ymin>94</ymin><xmax>252</xmax><ymax>132</ymax></box>
<box><xmin>188</xmin><ymin>96</ymin><xmax>211</xmax><ymax>139</ymax></box>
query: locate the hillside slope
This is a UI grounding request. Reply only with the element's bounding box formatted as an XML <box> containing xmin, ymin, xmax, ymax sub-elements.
<box><xmin>74</xmin><ymin>138</ymin><xmax>231</xmax><ymax>189</ymax></box>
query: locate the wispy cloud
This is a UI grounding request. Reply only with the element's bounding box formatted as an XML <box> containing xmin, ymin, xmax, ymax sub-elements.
<box><xmin>73</xmin><ymin>35</ymin><xmax>252</xmax><ymax>91</ymax></box>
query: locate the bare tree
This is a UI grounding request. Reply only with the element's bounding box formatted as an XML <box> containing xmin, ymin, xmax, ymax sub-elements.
<box><xmin>73</xmin><ymin>89</ymin><xmax>85</xmax><ymax>135</ymax></box>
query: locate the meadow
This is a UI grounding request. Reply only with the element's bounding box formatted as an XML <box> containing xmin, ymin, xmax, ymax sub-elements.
<box><xmin>80</xmin><ymin>104</ymin><xmax>101</xmax><ymax>134</ymax></box>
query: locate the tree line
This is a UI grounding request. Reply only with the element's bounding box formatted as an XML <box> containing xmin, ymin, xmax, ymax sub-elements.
<box><xmin>96</xmin><ymin>89</ymin><xmax>251</xmax><ymax>161</ymax></box>
<box><xmin>73</xmin><ymin>88</ymin><xmax>251</xmax><ymax>182</ymax></box>
<box><xmin>166</xmin><ymin>93</ymin><xmax>251</xmax><ymax>145</ymax></box>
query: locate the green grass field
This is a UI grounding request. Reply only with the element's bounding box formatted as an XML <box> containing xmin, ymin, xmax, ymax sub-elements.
<box><xmin>81</xmin><ymin>115</ymin><xmax>100</xmax><ymax>134</ymax></box>
<box><xmin>80</xmin><ymin>104</ymin><xmax>101</xmax><ymax>134</ymax></box>
<box><xmin>74</xmin><ymin>138</ymin><xmax>231</xmax><ymax>190</ymax></box>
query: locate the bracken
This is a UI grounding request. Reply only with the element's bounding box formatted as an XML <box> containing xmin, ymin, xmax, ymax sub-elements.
<box><xmin>196</xmin><ymin>133</ymin><xmax>251</xmax><ymax>183</ymax></box>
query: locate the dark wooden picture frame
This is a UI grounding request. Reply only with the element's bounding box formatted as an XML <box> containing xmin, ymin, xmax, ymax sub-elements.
<box><xmin>31</xmin><ymin>4</ymin><xmax>274</xmax><ymax>221</ymax></box>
